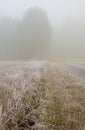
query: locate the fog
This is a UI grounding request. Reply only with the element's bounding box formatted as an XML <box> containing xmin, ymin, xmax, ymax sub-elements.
<box><xmin>0</xmin><ymin>0</ymin><xmax>85</xmax><ymax>61</ymax></box>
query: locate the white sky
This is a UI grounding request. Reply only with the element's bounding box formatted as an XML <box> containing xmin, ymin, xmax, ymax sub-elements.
<box><xmin>0</xmin><ymin>0</ymin><xmax>85</xmax><ymax>25</ymax></box>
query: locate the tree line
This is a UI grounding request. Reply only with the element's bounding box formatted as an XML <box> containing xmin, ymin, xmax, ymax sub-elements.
<box><xmin>0</xmin><ymin>7</ymin><xmax>85</xmax><ymax>60</ymax></box>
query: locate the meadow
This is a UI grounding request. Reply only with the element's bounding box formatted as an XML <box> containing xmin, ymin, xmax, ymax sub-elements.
<box><xmin>0</xmin><ymin>60</ymin><xmax>85</xmax><ymax>130</ymax></box>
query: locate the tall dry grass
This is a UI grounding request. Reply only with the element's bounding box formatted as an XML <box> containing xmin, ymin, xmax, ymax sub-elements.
<box><xmin>0</xmin><ymin>60</ymin><xmax>85</xmax><ymax>130</ymax></box>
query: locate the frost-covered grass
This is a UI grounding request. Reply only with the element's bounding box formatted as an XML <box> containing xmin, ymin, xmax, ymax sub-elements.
<box><xmin>0</xmin><ymin>60</ymin><xmax>85</xmax><ymax>130</ymax></box>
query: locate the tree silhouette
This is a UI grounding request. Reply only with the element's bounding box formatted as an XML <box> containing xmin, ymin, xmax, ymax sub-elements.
<box><xmin>16</xmin><ymin>7</ymin><xmax>52</xmax><ymax>59</ymax></box>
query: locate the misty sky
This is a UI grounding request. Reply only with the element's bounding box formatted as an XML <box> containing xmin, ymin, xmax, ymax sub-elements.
<box><xmin>0</xmin><ymin>0</ymin><xmax>85</xmax><ymax>60</ymax></box>
<box><xmin>0</xmin><ymin>0</ymin><xmax>85</xmax><ymax>25</ymax></box>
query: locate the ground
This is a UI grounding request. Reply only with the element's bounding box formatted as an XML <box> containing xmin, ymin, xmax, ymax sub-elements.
<box><xmin>0</xmin><ymin>60</ymin><xmax>85</xmax><ymax>130</ymax></box>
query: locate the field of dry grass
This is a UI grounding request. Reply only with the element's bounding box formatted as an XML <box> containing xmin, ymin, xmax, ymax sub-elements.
<box><xmin>0</xmin><ymin>60</ymin><xmax>85</xmax><ymax>130</ymax></box>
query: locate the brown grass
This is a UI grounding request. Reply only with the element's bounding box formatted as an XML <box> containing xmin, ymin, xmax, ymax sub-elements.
<box><xmin>0</xmin><ymin>60</ymin><xmax>85</xmax><ymax>130</ymax></box>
